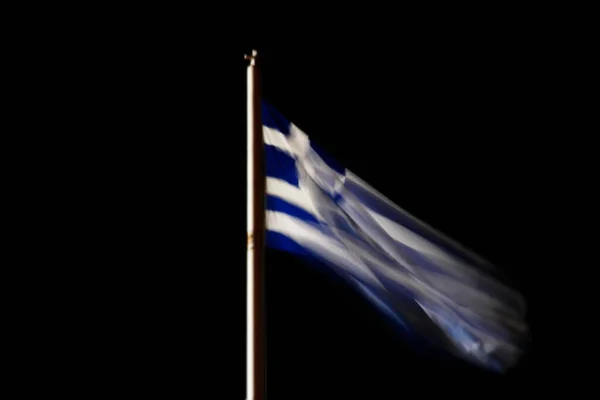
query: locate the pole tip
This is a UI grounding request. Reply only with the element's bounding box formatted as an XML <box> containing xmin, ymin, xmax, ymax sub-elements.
<box><xmin>244</xmin><ymin>49</ymin><xmax>258</xmax><ymax>66</ymax></box>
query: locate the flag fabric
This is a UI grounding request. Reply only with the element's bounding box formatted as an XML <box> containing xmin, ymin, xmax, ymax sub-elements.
<box><xmin>261</xmin><ymin>101</ymin><xmax>527</xmax><ymax>372</ymax></box>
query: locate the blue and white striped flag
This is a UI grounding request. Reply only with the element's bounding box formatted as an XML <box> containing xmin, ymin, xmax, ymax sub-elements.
<box><xmin>262</xmin><ymin>101</ymin><xmax>527</xmax><ymax>372</ymax></box>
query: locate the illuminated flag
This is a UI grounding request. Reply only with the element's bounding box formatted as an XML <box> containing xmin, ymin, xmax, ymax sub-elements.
<box><xmin>262</xmin><ymin>101</ymin><xmax>527</xmax><ymax>372</ymax></box>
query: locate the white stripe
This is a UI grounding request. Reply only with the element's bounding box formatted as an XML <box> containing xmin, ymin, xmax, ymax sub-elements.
<box><xmin>263</xmin><ymin>126</ymin><xmax>294</xmax><ymax>156</ymax></box>
<box><xmin>366</xmin><ymin>208</ymin><xmax>454</xmax><ymax>263</ymax></box>
<box><xmin>263</xmin><ymin>124</ymin><xmax>312</xmax><ymax>160</ymax></box>
<box><xmin>345</xmin><ymin>170</ymin><xmax>493</xmax><ymax>268</ymax></box>
<box><xmin>266</xmin><ymin>211</ymin><xmax>382</xmax><ymax>288</ymax></box>
<box><xmin>365</xmin><ymin>206</ymin><xmax>526</xmax><ymax>315</ymax></box>
<box><xmin>266</xmin><ymin>177</ymin><xmax>323</xmax><ymax>221</ymax></box>
<box><xmin>288</xmin><ymin>124</ymin><xmax>311</xmax><ymax>158</ymax></box>
<box><xmin>364</xmin><ymin>207</ymin><xmax>525</xmax><ymax>325</ymax></box>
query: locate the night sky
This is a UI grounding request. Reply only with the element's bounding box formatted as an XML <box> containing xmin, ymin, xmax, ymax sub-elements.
<box><xmin>68</xmin><ymin>15</ymin><xmax>542</xmax><ymax>398</ymax></box>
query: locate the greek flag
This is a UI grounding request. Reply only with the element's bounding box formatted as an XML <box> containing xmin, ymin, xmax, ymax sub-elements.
<box><xmin>262</xmin><ymin>101</ymin><xmax>527</xmax><ymax>372</ymax></box>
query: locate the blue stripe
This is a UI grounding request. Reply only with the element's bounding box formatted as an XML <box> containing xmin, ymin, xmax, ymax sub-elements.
<box><xmin>266</xmin><ymin>231</ymin><xmax>309</xmax><ymax>257</ymax></box>
<box><xmin>262</xmin><ymin>101</ymin><xmax>290</xmax><ymax>135</ymax></box>
<box><xmin>265</xmin><ymin>144</ymin><xmax>298</xmax><ymax>186</ymax></box>
<box><xmin>266</xmin><ymin>233</ymin><xmax>356</xmax><ymax>283</ymax></box>
<box><xmin>266</xmin><ymin>195</ymin><xmax>321</xmax><ymax>226</ymax></box>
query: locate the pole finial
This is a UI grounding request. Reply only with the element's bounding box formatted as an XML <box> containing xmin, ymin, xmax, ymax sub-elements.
<box><xmin>244</xmin><ymin>49</ymin><xmax>258</xmax><ymax>66</ymax></box>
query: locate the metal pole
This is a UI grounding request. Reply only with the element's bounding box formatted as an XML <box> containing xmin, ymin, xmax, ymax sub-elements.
<box><xmin>245</xmin><ymin>49</ymin><xmax>266</xmax><ymax>400</ymax></box>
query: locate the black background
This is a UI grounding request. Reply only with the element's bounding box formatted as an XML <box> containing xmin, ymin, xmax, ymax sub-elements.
<box><xmin>31</xmin><ymin>9</ymin><xmax>555</xmax><ymax>398</ymax></box>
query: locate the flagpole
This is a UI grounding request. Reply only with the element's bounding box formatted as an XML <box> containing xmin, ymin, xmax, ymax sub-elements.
<box><xmin>245</xmin><ymin>49</ymin><xmax>266</xmax><ymax>400</ymax></box>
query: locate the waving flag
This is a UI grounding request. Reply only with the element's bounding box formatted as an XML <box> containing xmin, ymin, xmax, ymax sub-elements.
<box><xmin>261</xmin><ymin>101</ymin><xmax>527</xmax><ymax>372</ymax></box>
